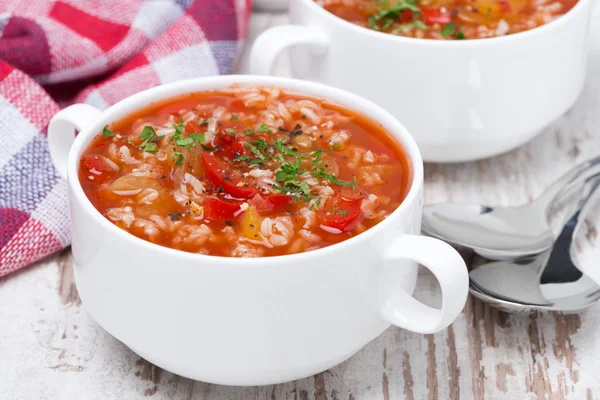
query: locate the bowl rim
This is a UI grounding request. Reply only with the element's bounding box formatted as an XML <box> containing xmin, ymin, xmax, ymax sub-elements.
<box><xmin>301</xmin><ymin>0</ymin><xmax>591</xmax><ymax>46</ymax></box>
<box><xmin>68</xmin><ymin>75</ymin><xmax>424</xmax><ymax>266</ymax></box>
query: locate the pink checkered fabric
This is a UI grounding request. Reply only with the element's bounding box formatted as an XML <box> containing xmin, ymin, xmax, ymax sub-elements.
<box><xmin>0</xmin><ymin>0</ymin><xmax>251</xmax><ymax>277</ymax></box>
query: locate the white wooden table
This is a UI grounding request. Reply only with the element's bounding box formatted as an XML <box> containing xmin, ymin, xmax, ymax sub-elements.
<box><xmin>3</xmin><ymin>10</ymin><xmax>600</xmax><ymax>400</ymax></box>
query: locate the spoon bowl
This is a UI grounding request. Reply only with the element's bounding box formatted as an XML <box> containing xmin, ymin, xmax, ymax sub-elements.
<box><xmin>422</xmin><ymin>203</ymin><xmax>552</xmax><ymax>259</ymax></box>
<box><xmin>467</xmin><ymin>176</ymin><xmax>600</xmax><ymax>312</ymax></box>
<box><xmin>423</xmin><ymin>156</ymin><xmax>600</xmax><ymax>260</ymax></box>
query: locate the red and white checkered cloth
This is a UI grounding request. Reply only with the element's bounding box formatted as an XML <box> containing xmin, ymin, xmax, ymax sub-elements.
<box><xmin>0</xmin><ymin>0</ymin><xmax>251</xmax><ymax>277</ymax></box>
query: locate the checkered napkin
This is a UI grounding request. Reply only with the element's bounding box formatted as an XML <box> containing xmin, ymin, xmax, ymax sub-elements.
<box><xmin>0</xmin><ymin>0</ymin><xmax>251</xmax><ymax>277</ymax></box>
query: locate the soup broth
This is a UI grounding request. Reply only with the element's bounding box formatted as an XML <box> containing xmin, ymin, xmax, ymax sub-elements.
<box><xmin>79</xmin><ymin>85</ymin><xmax>411</xmax><ymax>257</ymax></box>
<box><xmin>316</xmin><ymin>0</ymin><xmax>577</xmax><ymax>39</ymax></box>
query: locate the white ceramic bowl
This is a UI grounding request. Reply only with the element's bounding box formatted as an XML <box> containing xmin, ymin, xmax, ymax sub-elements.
<box><xmin>250</xmin><ymin>0</ymin><xmax>600</xmax><ymax>162</ymax></box>
<box><xmin>48</xmin><ymin>75</ymin><xmax>468</xmax><ymax>385</ymax></box>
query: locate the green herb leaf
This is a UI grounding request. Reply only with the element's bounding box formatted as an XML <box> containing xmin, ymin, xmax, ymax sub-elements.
<box><xmin>399</xmin><ymin>20</ymin><xmax>428</xmax><ymax>30</ymax></box>
<box><xmin>171</xmin><ymin>118</ymin><xmax>184</xmax><ymax>141</ymax></box>
<box><xmin>251</xmin><ymin>138</ymin><xmax>269</xmax><ymax>152</ymax></box>
<box><xmin>244</xmin><ymin>129</ymin><xmax>255</xmax><ymax>136</ymax></box>
<box><xmin>274</xmin><ymin>140</ymin><xmax>302</xmax><ymax>158</ymax></box>
<box><xmin>313</xmin><ymin>167</ymin><xmax>356</xmax><ymax>188</ymax></box>
<box><xmin>140</xmin><ymin>126</ymin><xmax>156</xmax><ymax>141</ymax></box>
<box><xmin>244</xmin><ymin>141</ymin><xmax>266</xmax><ymax>160</ymax></box>
<box><xmin>190</xmin><ymin>133</ymin><xmax>205</xmax><ymax>143</ymax></box>
<box><xmin>257</xmin><ymin>122</ymin><xmax>272</xmax><ymax>133</ymax></box>
<box><xmin>103</xmin><ymin>126</ymin><xmax>116</xmax><ymax>137</ymax></box>
<box><xmin>309</xmin><ymin>197</ymin><xmax>321</xmax><ymax>211</ymax></box>
<box><xmin>456</xmin><ymin>31</ymin><xmax>465</xmax><ymax>40</ymax></box>
<box><xmin>276</xmin><ymin>161</ymin><xmax>304</xmax><ymax>182</ymax></box>
<box><xmin>176</xmin><ymin>137</ymin><xmax>195</xmax><ymax>148</ymax></box>
<box><xmin>368</xmin><ymin>0</ymin><xmax>422</xmax><ymax>30</ymax></box>
<box><xmin>226</xmin><ymin>128</ymin><xmax>234</xmax><ymax>133</ymax></box>
<box><xmin>198</xmin><ymin>118</ymin><xmax>206</xmax><ymax>125</ymax></box>
<box><xmin>141</xmin><ymin>142</ymin><xmax>158</xmax><ymax>153</ymax></box>
<box><xmin>172</xmin><ymin>152</ymin><xmax>184</xmax><ymax>166</ymax></box>
<box><xmin>441</xmin><ymin>23</ymin><xmax>457</xmax><ymax>37</ymax></box>
<box><xmin>272</xmin><ymin>181</ymin><xmax>311</xmax><ymax>196</ymax></box>
<box><xmin>233</xmin><ymin>155</ymin><xmax>248</xmax><ymax>162</ymax></box>
<box><xmin>334</xmin><ymin>208</ymin><xmax>349</xmax><ymax>215</ymax></box>
<box><xmin>232</xmin><ymin>114</ymin><xmax>239</xmax><ymax>121</ymax></box>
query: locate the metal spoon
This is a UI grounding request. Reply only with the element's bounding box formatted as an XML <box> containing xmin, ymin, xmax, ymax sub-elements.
<box><xmin>468</xmin><ymin>176</ymin><xmax>600</xmax><ymax>313</ymax></box>
<box><xmin>422</xmin><ymin>156</ymin><xmax>600</xmax><ymax>260</ymax></box>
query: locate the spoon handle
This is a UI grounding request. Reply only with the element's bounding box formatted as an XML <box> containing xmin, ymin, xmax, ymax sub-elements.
<box><xmin>535</xmin><ymin>156</ymin><xmax>600</xmax><ymax>211</ymax></box>
<box><xmin>539</xmin><ymin>176</ymin><xmax>600</xmax><ymax>283</ymax></box>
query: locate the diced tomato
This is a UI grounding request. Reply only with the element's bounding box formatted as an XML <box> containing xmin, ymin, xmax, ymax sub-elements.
<box><xmin>82</xmin><ymin>155</ymin><xmax>117</xmax><ymax>183</ymax></box>
<box><xmin>214</xmin><ymin>127</ymin><xmax>246</xmax><ymax>160</ymax></box>
<box><xmin>319</xmin><ymin>198</ymin><xmax>363</xmax><ymax>232</ymax></box>
<box><xmin>248</xmin><ymin>193</ymin><xmax>292</xmax><ymax>213</ymax></box>
<box><xmin>203</xmin><ymin>197</ymin><xmax>241</xmax><ymax>221</ymax></box>
<box><xmin>421</xmin><ymin>7</ymin><xmax>451</xmax><ymax>24</ymax></box>
<box><xmin>498</xmin><ymin>0</ymin><xmax>511</xmax><ymax>12</ymax></box>
<box><xmin>398</xmin><ymin>9</ymin><xmax>416</xmax><ymax>24</ymax></box>
<box><xmin>185</xmin><ymin>121</ymin><xmax>200</xmax><ymax>133</ymax></box>
<box><xmin>267</xmin><ymin>194</ymin><xmax>292</xmax><ymax>207</ymax></box>
<box><xmin>201</xmin><ymin>153</ymin><xmax>256</xmax><ymax>199</ymax></box>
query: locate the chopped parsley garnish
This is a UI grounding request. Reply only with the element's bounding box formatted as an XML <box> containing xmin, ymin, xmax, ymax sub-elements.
<box><xmin>399</xmin><ymin>20</ymin><xmax>427</xmax><ymax>30</ymax></box>
<box><xmin>226</xmin><ymin>128</ymin><xmax>234</xmax><ymax>133</ymax></box>
<box><xmin>103</xmin><ymin>126</ymin><xmax>116</xmax><ymax>137</ymax></box>
<box><xmin>334</xmin><ymin>208</ymin><xmax>349</xmax><ymax>215</ymax></box>
<box><xmin>165</xmin><ymin>119</ymin><xmax>206</xmax><ymax>155</ymax></box>
<box><xmin>171</xmin><ymin>118</ymin><xmax>185</xmax><ymax>142</ymax></box>
<box><xmin>272</xmin><ymin>181</ymin><xmax>311</xmax><ymax>198</ymax></box>
<box><xmin>274</xmin><ymin>140</ymin><xmax>302</xmax><ymax>158</ymax></box>
<box><xmin>189</xmin><ymin>133</ymin><xmax>205</xmax><ymax>143</ymax></box>
<box><xmin>141</xmin><ymin>142</ymin><xmax>158</xmax><ymax>153</ymax></box>
<box><xmin>244</xmin><ymin>140</ymin><xmax>266</xmax><ymax>160</ymax></box>
<box><xmin>176</xmin><ymin>137</ymin><xmax>195</xmax><ymax>148</ymax></box>
<box><xmin>313</xmin><ymin>167</ymin><xmax>356</xmax><ymax>189</ymax></box>
<box><xmin>140</xmin><ymin>126</ymin><xmax>156</xmax><ymax>141</ymax></box>
<box><xmin>273</xmin><ymin>160</ymin><xmax>311</xmax><ymax>199</ymax></box>
<box><xmin>309</xmin><ymin>197</ymin><xmax>322</xmax><ymax>211</ymax></box>
<box><xmin>139</xmin><ymin>126</ymin><xmax>159</xmax><ymax>153</ymax></box>
<box><xmin>276</xmin><ymin>161</ymin><xmax>304</xmax><ymax>182</ymax></box>
<box><xmin>172</xmin><ymin>151</ymin><xmax>184</xmax><ymax>166</ymax></box>
<box><xmin>441</xmin><ymin>23</ymin><xmax>465</xmax><ymax>39</ymax></box>
<box><xmin>441</xmin><ymin>23</ymin><xmax>456</xmax><ymax>36</ymax></box>
<box><xmin>198</xmin><ymin>118</ymin><xmax>205</xmax><ymax>125</ymax></box>
<box><xmin>257</xmin><ymin>122</ymin><xmax>272</xmax><ymax>133</ymax></box>
<box><xmin>233</xmin><ymin>155</ymin><xmax>248</xmax><ymax>162</ymax></box>
<box><xmin>244</xmin><ymin>129</ymin><xmax>255</xmax><ymax>136</ymax></box>
<box><xmin>232</xmin><ymin>114</ymin><xmax>239</xmax><ymax>121</ymax></box>
<box><xmin>368</xmin><ymin>0</ymin><xmax>421</xmax><ymax>31</ymax></box>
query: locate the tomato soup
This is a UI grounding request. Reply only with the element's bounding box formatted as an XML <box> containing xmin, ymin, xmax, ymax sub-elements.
<box><xmin>316</xmin><ymin>0</ymin><xmax>577</xmax><ymax>39</ymax></box>
<box><xmin>79</xmin><ymin>85</ymin><xmax>411</xmax><ymax>257</ymax></box>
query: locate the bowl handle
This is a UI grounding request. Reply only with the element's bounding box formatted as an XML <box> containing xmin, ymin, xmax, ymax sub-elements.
<box><xmin>48</xmin><ymin>104</ymin><xmax>102</xmax><ymax>180</ymax></box>
<box><xmin>381</xmin><ymin>235</ymin><xmax>469</xmax><ymax>334</ymax></box>
<box><xmin>249</xmin><ymin>25</ymin><xmax>329</xmax><ymax>76</ymax></box>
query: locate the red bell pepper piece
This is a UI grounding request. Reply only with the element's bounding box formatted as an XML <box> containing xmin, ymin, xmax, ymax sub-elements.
<box><xmin>203</xmin><ymin>197</ymin><xmax>240</xmax><ymax>221</ymax></box>
<box><xmin>201</xmin><ymin>153</ymin><xmax>256</xmax><ymax>199</ymax></box>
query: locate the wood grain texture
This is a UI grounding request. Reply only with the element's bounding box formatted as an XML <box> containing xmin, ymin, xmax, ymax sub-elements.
<box><xmin>2</xmin><ymin>10</ymin><xmax>600</xmax><ymax>400</ymax></box>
